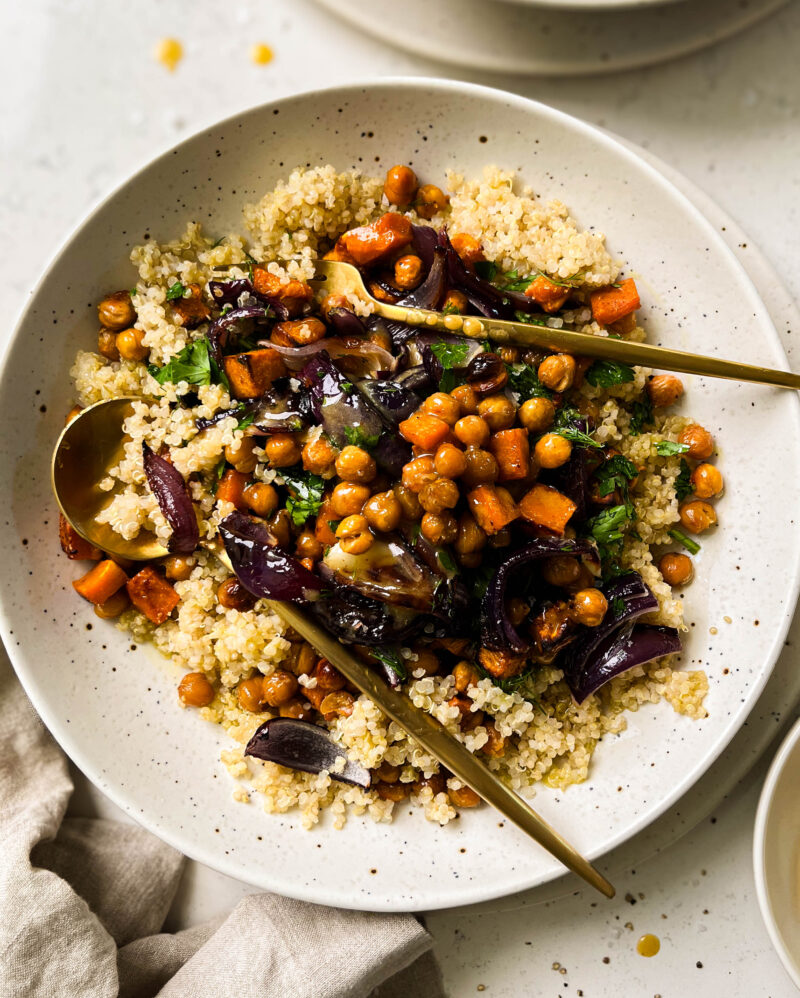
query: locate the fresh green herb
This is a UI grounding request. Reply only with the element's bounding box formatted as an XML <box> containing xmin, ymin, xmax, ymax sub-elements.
<box><xmin>210</xmin><ymin>457</ymin><xmax>227</xmax><ymax>495</ymax></box>
<box><xmin>593</xmin><ymin>454</ymin><xmax>638</xmax><ymax>517</ymax></box>
<box><xmin>339</xmin><ymin>381</ymin><xmax>354</xmax><ymax>393</ymax></box>
<box><xmin>441</xmin><ymin>302</ymin><xmax>461</xmax><ymax>316</ymax></box>
<box><xmin>327</xmin><ymin>518</ymin><xmax>342</xmax><ymax>534</ymax></box>
<box><xmin>129</xmin><ymin>287</ymin><xmax>138</xmax><ymax>297</ymax></box>
<box><xmin>480</xmin><ymin>668</ymin><xmax>548</xmax><ymax>714</ymax></box>
<box><xmin>553</xmin><ymin>407</ymin><xmax>602</xmax><ymax>449</ymax></box>
<box><xmin>586</xmin><ymin>505</ymin><xmax>632</xmax><ymax>563</ymax></box>
<box><xmin>473</xmin><ymin>260</ymin><xmax>498</xmax><ymax>282</ymax></box>
<box><xmin>505</xmin><ymin>362</ymin><xmax>553</xmax><ymax>401</ymax></box>
<box><xmin>344</xmin><ymin>425</ymin><xmax>381</xmax><ymax>450</ymax></box>
<box><xmin>430</xmin><ymin>340</ymin><xmax>471</xmax><ymax>369</ymax></box>
<box><xmin>243</xmin><ymin>252</ymin><xmax>257</xmax><ymax>280</ymax></box>
<box><xmin>655</xmin><ymin>440</ymin><xmax>690</xmax><ymax>457</ymax></box>
<box><xmin>534</xmin><ymin>269</ymin><xmax>582</xmax><ymax>289</ymax></box>
<box><xmin>211</xmin><ymin>236</ymin><xmax>225</xmax><ymax>248</ymax></box>
<box><xmin>436</xmin><ymin>549</ymin><xmax>458</xmax><ymax>575</ymax></box>
<box><xmin>675</xmin><ymin>459</ymin><xmax>693</xmax><ymax>502</ymax></box>
<box><xmin>512</xmin><ymin>310</ymin><xmax>550</xmax><ymax>327</ymax></box>
<box><xmin>372</xmin><ymin>646</ymin><xmax>407</xmax><ymax>681</ymax></box>
<box><xmin>668</xmin><ymin>528</ymin><xmax>701</xmax><ymax>556</ymax></box>
<box><xmin>585</xmin><ymin>360</ymin><xmax>636</xmax><ymax>388</ymax></box>
<box><xmin>496</xmin><ymin>268</ymin><xmax>534</xmax><ymax>293</ymax></box>
<box><xmin>629</xmin><ymin>395</ymin><xmax>654</xmax><ymax>435</ymax></box>
<box><xmin>166</xmin><ymin>281</ymin><xmax>186</xmax><ymax>301</ymax></box>
<box><xmin>280</xmin><ymin>468</ymin><xmax>326</xmax><ymax>526</ymax></box>
<box><xmin>149</xmin><ymin>338</ymin><xmax>225</xmax><ymax>389</ymax></box>
<box><xmin>611</xmin><ymin>596</ymin><xmax>625</xmax><ymax>616</ymax></box>
<box><xmin>236</xmin><ymin>408</ymin><xmax>256</xmax><ymax>431</ymax></box>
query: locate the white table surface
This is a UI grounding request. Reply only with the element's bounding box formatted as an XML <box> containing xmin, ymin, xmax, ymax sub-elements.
<box><xmin>2</xmin><ymin>0</ymin><xmax>800</xmax><ymax>993</ymax></box>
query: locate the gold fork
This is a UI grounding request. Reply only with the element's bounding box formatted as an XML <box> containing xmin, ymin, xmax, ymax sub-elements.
<box><xmin>311</xmin><ymin>259</ymin><xmax>800</xmax><ymax>389</ymax></box>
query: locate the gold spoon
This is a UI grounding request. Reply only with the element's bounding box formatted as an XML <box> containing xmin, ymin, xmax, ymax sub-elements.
<box><xmin>312</xmin><ymin>260</ymin><xmax>800</xmax><ymax>389</ymax></box>
<box><xmin>52</xmin><ymin>397</ymin><xmax>615</xmax><ymax>899</ymax></box>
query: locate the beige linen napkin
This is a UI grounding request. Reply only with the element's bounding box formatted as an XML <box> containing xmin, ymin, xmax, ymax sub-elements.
<box><xmin>0</xmin><ymin>654</ymin><xmax>444</xmax><ymax>998</ymax></box>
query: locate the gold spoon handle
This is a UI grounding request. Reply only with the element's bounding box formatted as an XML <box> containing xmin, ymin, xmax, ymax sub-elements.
<box><xmin>376</xmin><ymin>302</ymin><xmax>800</xmax><ymax>390</ymax></box>
<box><xmin>270</xmin><ymin>599</ymin><xmax>615</xmax><ymax>899</ymax></box>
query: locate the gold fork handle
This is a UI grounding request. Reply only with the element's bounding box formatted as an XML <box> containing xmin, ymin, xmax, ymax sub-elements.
<box><xmin>376</xmin><ymin>302</ymin><xmax>800</xmax><ymax>391</ymax></box>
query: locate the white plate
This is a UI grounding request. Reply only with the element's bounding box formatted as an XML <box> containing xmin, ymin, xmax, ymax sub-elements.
<box><xmin>1</xmin><ymin>79</ymin><xmax>799</xmax><ymax>912</ymax></box>
<box><xmin>314</xmin><ymin>0</ymin><xmax>789</xmax><ymax>75</ymax></box>
<box><xmin>754</xmin><ymin>717</ymin><xmax>800</xmax><ymax>989</ymax></box>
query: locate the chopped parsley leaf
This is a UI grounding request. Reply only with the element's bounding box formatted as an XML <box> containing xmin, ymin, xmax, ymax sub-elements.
<box><xmin>436</xmin><ymin>549</ymin><xmax>458</xmax><ymax>575</ymax></box>
<box><xmin>513</xmin><ymin>310</ymin><xmax>550</xmax><ymax>327</ymax></box>
<box><xmin>236</xmin><ymin>407</ymin><xmax>256</xmax><ymax>431</ymax></box>
<box><xmin>505</xmin><ymin>362</ymin><xmax>553</xmax><ymax>401</ymax></box>
<box><xmin>585</xmin><ymin>359</ymin><xmax>636</xmax><ymax>388</ymax></box>
<box><xmin>594</xmin><ymin>454</ymin><xmax>638</xmax><ymax>518</ymax></box>
<box><xmin>149</xmin><ymin>338</ymin><xmax>225</xmax><ymax>389</ymax></box>
<box><xmin>129</xmin><ymin>287</ymin><xmax>138</xmax><ymax>297</ymax></box>
<box><xmin>280</xmin><ymin>468</ymin><xmax>326</xmax><ymax>526</ymax></box>
<box><xmin>611</xmin><ymin>595</ymin><xmax>625</xmax><ymax>616</ymax></box>
<box><xmin>668</xmin><ymin>528</ymin><xmax>701</xmax><ymax>556</ymax></box>
<box><xmin>474</xmin><ymin>260</ymin><xmax>498</xmax><ymax>282</ymax></box>
<box><xmin>165</xmin><ymin>281</ymin><xmax>186</xmax><ymax>301</ymax></box>
<box><xmin>675</xmin><ymin>459</ymin><xmax>693</xmax><ymax>501</ymax></box>
<box><xmin>553</xmin><ymin>407</ymin><xmax>602</xmax><ymax>449</ymax></box>
<box><xmin>496</xmin><ymin>268</ymin><xmax>534</xmax><ymax>293</ymax></box>
<box><xmin>586</xmin><ymin>504</ymin><xmax>632</xmax><ymax>563</ymax></box>
<box><xmin>629</xmin><ymin>396</ymin><xmax>654</xmax><ymax>435</ymax></box>
<box><xmin>339</xmin><ymin>381</ymin><xmax>354</xmax><ymax>393</ymax></box>
<box><xmin>430</xmin><ymin>340</ymin><xmax>471</xmax><ymax>369</ymax></box>
<box><xmin>210</xmin><ymin>457</ymin><xmax>227</xmax><ymax>495</ymax></box>
<box><xmin>655</xmin><ymin>440</ymin><xmax>690</xmax><ymax>457</ymax></box>
<box><xmin>344</xmin><ymin>425</ymin><xmax>381</xmax><ymax>450</ymax></box>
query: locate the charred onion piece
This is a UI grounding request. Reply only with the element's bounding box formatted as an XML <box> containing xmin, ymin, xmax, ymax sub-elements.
<box><xmin>245</xmin><ymin>717</ymin><xmax>371</xmax><ymax>788</ymax></box>
<box><xmin>141</xmin><ymin>443</ymin><xmax>199</xmax><ymax>555</ymax></box>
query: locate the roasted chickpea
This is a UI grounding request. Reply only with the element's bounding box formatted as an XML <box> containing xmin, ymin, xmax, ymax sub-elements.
<box><xmin>217</xmin><ymin>577</ymin><xmax>257</xmax><ymax>611</ymax></box>
<box><xmin>224</xmin><ymin>436</ymin><xmax>258</xmax><ymax>474</ymax></box>
<box><xmin>117</xmin><ymin>327</ymin><xmax>149</xmax><ymax>362</ymax></box>
<box><xmin>393</xmin><ymin>482</ymin><xmax>423</xmax><ymax>519</ymax></box>
<box><xmin>691</xmin><ymin>463</ymin><xmax>723</xmax><ymax>499</ymax></box>
<box><xmin>319</xmin><ymin>293</ymin><xmax>351</xmax><ymax>321</ymax></box>
<box><xmin>331</xmin><ymin>481</ymin><xmax>371</xmax><ymax>518</ymax></box>
<box><xmin>93</xmin><ymin>589</ymin><xmax>130</xmax><ymax>619</ymax></box>
<box><xmin>538</xmin><ymin>354</ymin><xmax>575</xmax><ymax>392</ymax></box>
<box><xmin>420</xmin><ymin>511</ymin><xmax>458</xmax><ymax>545</ymax></box>
<box><xmin>410</xmin><ymin>647</ymin><xmax>440</xmax><ymax>676</ymax></box>
<box><xmin>416</xmin><ymin>183</ymin><xmax>448</xmax><ymax>220</ymax></box>
<box><xmin>394</xmin><ymin>254</ymin><xmax>424</xmax><ymax>290</ymax></box>
<box><xmin>97</xmin><ymin>328</ymin><xmax>120</xmax><ymax>361</ymax></box>
<box><xmin>454</xmin><ymin>511</ymin><xmax>487</xmax><ymax>557</ymax></box>
<box><xmin>542</xmin><ymin>555</ymin><xmax>581</xmax><ymax>588</ymax></box>
<box><xmin>242</xmin><ymin>482</ymin><xmax>279</xmax><ymax>518</ymax></box>
<box><xmin>314</xmin><ymin>658</ymin><xmax>347</xmax><ymax>692</ymax></box>
<box><xmin>434</xmin><ymin>442</ymin><xmax>467</xmax><ymax>479</ymax></box>
<box><xmin>292</xmin><ymin>642</ymin><xmax>318</xmax><ymax>677</ymax></box>
<box><xmin>678</xmin><ymin>423</ymin><xmax>714</xmax><ymax>460</ymax></box>
<box><xmin>296</xmin><ymin>529</ymin><xmax>324</xmax><ymax>561</ymax></box>
<box><xmin>279</xmin><ymin>699</ymin><xmax>314</xmax><ymax>721</ymax></box>
<box><xmin>263</xmin><ymin>669</ymin><xmax>299</xmax><ymax>707</ymax></box>
<box><xmin>335</xmin><ymin>445</ymin><xmax>376</xmax><ymax>484</ymax></box>
<box><xmin>414</xmin><ymin>773</ymin><xmax>447</xmax><ymax>797</ymax></box>
<box><xmin>448</xmin><ymin>784</ymin><xmax>481</xmax><ymax>808</ymax></box>
<box><xmin>237</xmin><ymin>676</ymin><xmax>266</xmax><ymax>713</ymax></box>
<box><xmin>569</xmin><ymin>588</ymin><xmax>608</xmax><ymax>627</ymax></box>
<box><xmin>384</xmin><ymin>164</ymin><xmax>418</xmax><ymax>207</ymax></box>
<box><xmin>422</xmin><ymin>392</ymin><xmax>461</xmax><ymax>427</ymax></box>
<box><xmin>401</xmin><ymin>455</ymin><xmax>437</xmax><ymax>494</ymax></box>
<box><xmin>265</xmin><ymin>433</ymin><xmax>302</xmax><ymax>468</ymax></box>
<box><xmin>178</xmin><ymin>672</ymin><xmax>214</xmax><ymax>708</ymax></box>
<box><xmin>658</xmin><ymin>552</ymin><xmax>694</xmax><ymax>586</ymax></box>
<box><xmin>481</xmin><ymin>720</ymin><xmax>506</xmax><ymax>758</ymax></box>
<box><xmin>98</xmin><ymin>290</ymin><xmax>136</xmax><ymax>330</ymax></box>
<box><xmin>375</xmin><ymin>780</ymin><xmax>410</xmax><ymax>802</ymax></box>
<box><xmin>463</xmin><ymin>448</ymin><xmax>499</xmax><ymax>486</ymax></box>
<box><xmin>267</xmin><ymin>509</ymin><xmax>292</xmax><ymax>548</ymax></box>
<box><xmin>419</xmin><ymin>477</ymin><xmax>460</xmax><ymax>514</ymax></box>
<box><xmin>336</xmin><ymin>514</ymin><xmax>374</xmax><ymax>555</ymax></box>
<box><xmin>647</xmin><ymin>374</ymin><xmax>684</xmax><ymax>408</ymax></box>
<box><xmin>163</xmin><ymin>554</ymin><xmax>195</xmax><ymax>582</ymax></box>
<box><xmin>363</xmin><ymin>490</ymin><xmax>403</xmax><ymax>533</ymax></box>
<box><xmin>376</xmin><ymin>761</ymin><xmax>400</xmax><ymax>783</ymax></box>
<box><xmin>454</xmin><ymin>415</ymin><xmax>490</xmax><ymax>448</ymax></box>
<box><xmin>679</xmin><ymin>499</ymin><xmax>717</xmax><ymax>534</ymax></box>
<box><xmin>453</xmin><ymin>660</ymin><xmax>480</xmax><ymax>692</ymax></box>
<box><xmin>477</xmin><ymin>396</ymin><xmax>516</xmax><ymax>432</ymax></box>
<box><xmin>450</xmin><ymin>232</ymin><xmax>485</xmax><ymax>266</ymax></box>
<box><xmin>519</xmin><ymin>397</ymin><xmax>556</xmax><ymax>434</ymax></box>
<box><xmin>443</xmin><ymin>290</ymin><xmax>469</xmax><ymax>315</ymax></box>
<box><xmin>320</xmin><ymin>690</ymin><xmax>355</xmax><ymax>721</ymax></box>
<box><xmin>534</xmin><ymin>433</ymin><xmax>572</xmax><ymax>470</ymax></box>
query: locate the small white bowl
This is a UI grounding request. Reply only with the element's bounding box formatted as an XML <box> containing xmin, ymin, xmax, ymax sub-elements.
<box><xmin>754</xmin><ymin>716</ymin><xmax>800</xmax><ymax>988</ymax></box>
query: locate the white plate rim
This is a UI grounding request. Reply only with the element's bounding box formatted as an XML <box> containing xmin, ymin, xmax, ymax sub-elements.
<box><xmin>3</xmin><ymin>77</ymin><xmax>800</xmax><ymax>910</ymax></box>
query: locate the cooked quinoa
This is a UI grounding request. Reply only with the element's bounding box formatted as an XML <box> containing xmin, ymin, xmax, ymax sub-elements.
<box><xmin>65</xmin><ymin>164</ymin><xmax>715</xmax><ymax>829</ymax></box>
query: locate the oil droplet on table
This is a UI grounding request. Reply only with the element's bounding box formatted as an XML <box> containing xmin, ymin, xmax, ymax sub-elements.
<box><xmin>251</xmin><ymin>43</ymin><xmax>274</xmax><ymax>65</ymax></box>
<box><xmin>155</xmin><ymin>38</ymin><xmax>183</xmax><ymax>72</ymax></box>
<box><xmin>636</xmin><ymin>933</ymin><xmax>660</xmax><ymax>957</ymax></box>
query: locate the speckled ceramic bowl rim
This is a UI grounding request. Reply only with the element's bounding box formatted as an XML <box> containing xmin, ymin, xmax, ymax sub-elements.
<box><xmin>3</xmin><ymin>78</ymin><xmax>800</xmax><ymax>909</ymax></box>
<box><xmin>754</xmin><ymin>716</ymin><xmax>800</xmax><ymax>988</ymax></box>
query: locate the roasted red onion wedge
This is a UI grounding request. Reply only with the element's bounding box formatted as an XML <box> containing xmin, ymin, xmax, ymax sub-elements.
<box><xmin>245</xmin><ymin>717</ymin><xmax>371</xmax><ymax>788</ymax></box>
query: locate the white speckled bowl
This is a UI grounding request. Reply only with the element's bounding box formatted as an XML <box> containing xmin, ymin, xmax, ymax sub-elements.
<box><xmin>2</xmin><ymin>79</ymin><xmax>799</xmax><ymax>912</ymax></box>
<box><xmin>754</xmin><ymin>717</ymin><xmax>800</xmax><ymax>988</ymax></box>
